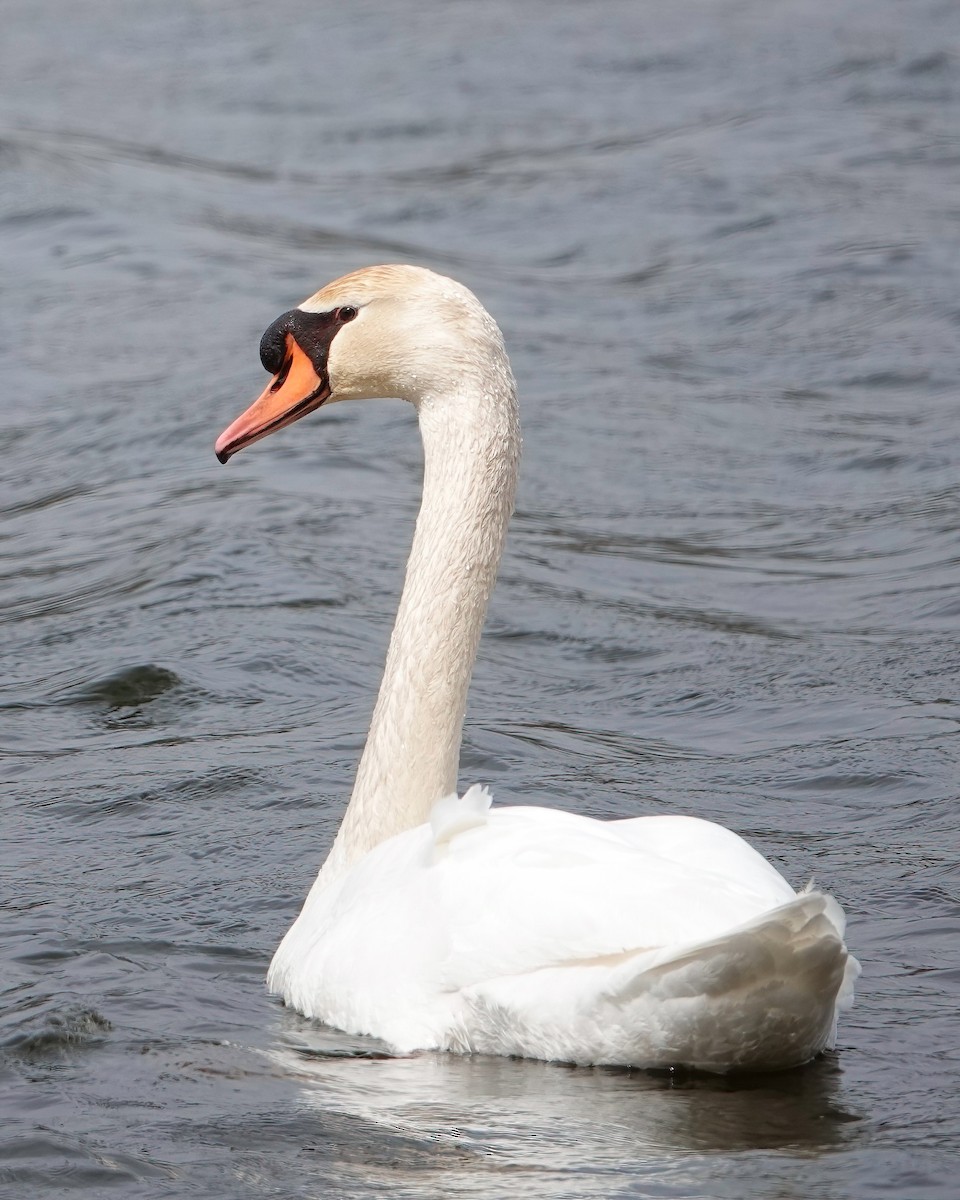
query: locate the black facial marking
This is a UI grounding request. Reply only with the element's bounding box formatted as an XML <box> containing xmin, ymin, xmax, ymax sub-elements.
<box><xmin>259</xmin><ymin>307</ymin><xmax>350</xmax><ymax>379</ymax></box>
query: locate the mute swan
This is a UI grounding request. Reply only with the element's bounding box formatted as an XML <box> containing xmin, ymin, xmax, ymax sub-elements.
<box><xmin>215</xmin><ymin>264</ymin><xmax>858</xmax><ymax>1071</ymax></box>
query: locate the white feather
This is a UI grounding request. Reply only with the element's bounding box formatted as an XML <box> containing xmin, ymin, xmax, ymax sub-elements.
<box><xmin>269</xmin><ymin>791</ymin><xmax>856</xmax><ymax>1070</ymax></box>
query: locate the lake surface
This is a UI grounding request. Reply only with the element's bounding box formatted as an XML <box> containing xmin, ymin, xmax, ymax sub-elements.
<box><xmin>3</xmin><ymin>0</ymin><xmax>959</xmax><ymax>1196</ymax></box>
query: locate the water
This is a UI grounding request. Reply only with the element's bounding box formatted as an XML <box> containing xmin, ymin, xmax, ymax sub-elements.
<box><xmin>3</xmin><ymin>0</ymin><xmax>959</xmax><ymax>1195</ymax></box>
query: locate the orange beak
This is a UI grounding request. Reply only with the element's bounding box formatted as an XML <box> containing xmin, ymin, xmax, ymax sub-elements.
<box><xmin>215</xmin><ymin>334</ymin><xmax>330</xmax><ymax>463</ymax></box>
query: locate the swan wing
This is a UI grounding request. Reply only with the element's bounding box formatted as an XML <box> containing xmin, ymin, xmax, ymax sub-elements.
<box><xmin>269</xmin><ymin>788</ymin><xmax>851</xmax><ymax>1068</ymax></box>
<box><xmin>428</xmin><ymin>798</ymin><xmax>799</xmax><ymax>988</ymax></box>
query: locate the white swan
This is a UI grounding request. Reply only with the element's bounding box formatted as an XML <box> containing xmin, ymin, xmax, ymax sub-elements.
<box><xmin>215</xmin><ymin>264</ymin><xmax>858</xmax><ymax>1071</ymax></box>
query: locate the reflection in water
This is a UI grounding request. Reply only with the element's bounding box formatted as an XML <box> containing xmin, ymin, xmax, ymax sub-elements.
<box><xmin>270</xmin><ymin>1018</ymin><xmax>860</xmax><ymax>1196</ymax></box>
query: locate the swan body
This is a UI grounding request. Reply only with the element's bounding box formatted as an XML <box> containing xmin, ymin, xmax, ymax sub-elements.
<box><xmin>216</xmin><ymin>264</ymin><xmax>857</xmax><ymax>1071</ymax></box>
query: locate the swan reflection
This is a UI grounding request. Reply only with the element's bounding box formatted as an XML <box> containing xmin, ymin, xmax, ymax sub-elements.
<box><xmin>268</xmin><ymin>1016</ymin><xmax>860</xmax><ymax>1197</ymax></box>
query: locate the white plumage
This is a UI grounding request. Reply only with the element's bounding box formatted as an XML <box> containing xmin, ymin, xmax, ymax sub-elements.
<box><xmin>216</xmin><ymin>264</ymin><xmax>858</xmax><ymax>1072</ymax></box>
<box><xmin>268</xmin><ymin>788</ymin><xmax>856</xmax><ymax>1070</ymax></box>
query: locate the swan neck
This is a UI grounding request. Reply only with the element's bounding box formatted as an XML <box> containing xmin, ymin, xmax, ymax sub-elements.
<box><xmin>320</xmin><ymin>365</ymin><xmax>520</xmax><ymax>884</ymax></box>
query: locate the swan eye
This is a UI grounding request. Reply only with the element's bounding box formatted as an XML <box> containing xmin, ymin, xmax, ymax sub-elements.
<box><xmin>337</xmin><ymin>306</ymin><xmax>358</xmax><ymax>323</ymax></box>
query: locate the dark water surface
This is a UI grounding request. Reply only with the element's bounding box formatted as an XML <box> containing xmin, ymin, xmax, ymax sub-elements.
<box><xmin>3</xmin><ymin>1</ymin><xmax>960</xmax><ymax>1196</ymax></box>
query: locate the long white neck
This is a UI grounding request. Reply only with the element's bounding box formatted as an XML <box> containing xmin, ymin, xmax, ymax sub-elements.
<box><xmin>318</xmin><ymin>349</ymin><xmax>520</xmax><ymax>886</ymax></box>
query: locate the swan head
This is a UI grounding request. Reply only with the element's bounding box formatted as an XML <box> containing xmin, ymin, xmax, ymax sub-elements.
<box><xmin>215</xmin><ymin>264</ymin><xmax>503</xmax><ymax>463</ymax></box>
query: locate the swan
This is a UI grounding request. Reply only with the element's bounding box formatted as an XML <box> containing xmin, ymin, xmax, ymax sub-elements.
<box><xmin>215</xmin><ymin>264</ymin><xmax>858</xmax><ymax>1071</ymax></box>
